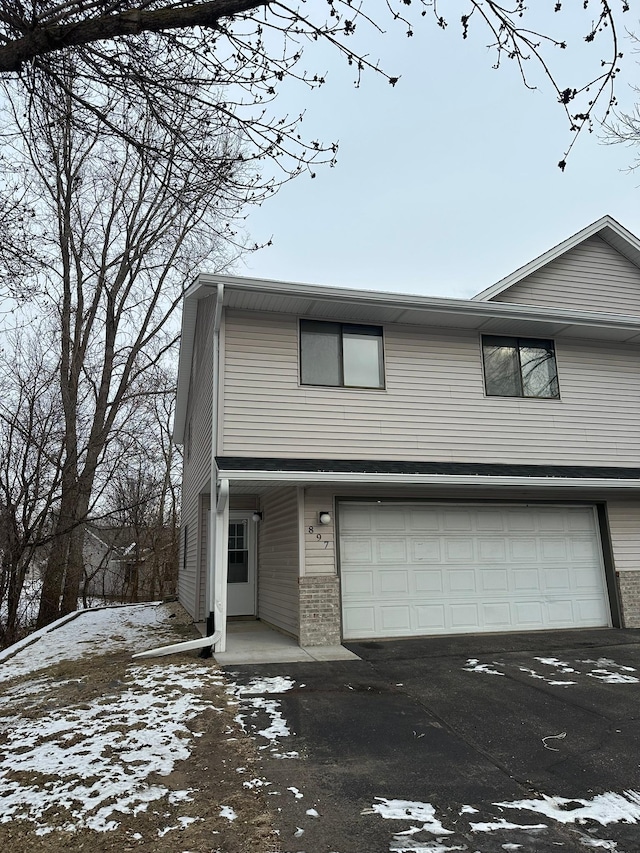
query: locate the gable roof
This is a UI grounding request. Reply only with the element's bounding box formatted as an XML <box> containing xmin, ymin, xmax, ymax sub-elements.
<box><xmin>472</xmin><ymin>215</ymin><xmax>640</xmax><ymax>302</ymax></box>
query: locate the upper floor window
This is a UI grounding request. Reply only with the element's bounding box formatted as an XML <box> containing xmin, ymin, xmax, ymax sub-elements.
<box><xmin>482</xmin><ymin>335</ymin><xmax>559</xmax><ymax>399</ymax></box>
<box><xmin>300</xmin><ymin>320</ymin><xmax>384</xmax><ymax>388</ymax></box>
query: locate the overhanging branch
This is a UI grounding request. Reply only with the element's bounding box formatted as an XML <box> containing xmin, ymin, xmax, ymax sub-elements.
<box><xmin>0</xmin><ymin>0</ymin><xmax>269</xmax><ymax>72</ymax></box>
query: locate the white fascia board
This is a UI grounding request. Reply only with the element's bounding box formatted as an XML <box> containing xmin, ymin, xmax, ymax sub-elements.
<box><xmin>473</xmin><ymin>215</ymin><xmax>640</xmax><ymax>302</ymax></box>
<box><xmin>217</xmin><ymin>470</ymin><xmax>640</xmax><ymax>490</ymax></box>
<box><xmin>198</xmin><ymin>271</ymin><xmax>640</xmax><ymax>333</ymax></box>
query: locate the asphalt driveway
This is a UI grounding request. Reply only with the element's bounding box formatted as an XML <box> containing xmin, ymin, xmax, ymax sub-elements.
<box><xmin>224</xmin><ymin>628</ymin><xmax>640</xmax><ymax>853</ymax></box>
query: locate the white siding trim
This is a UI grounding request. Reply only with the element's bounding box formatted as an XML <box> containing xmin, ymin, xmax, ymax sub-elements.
<box><xmin>221</xmin><ymin>471</ymin><xmax>640</xmax><ymax>489</ymax></box>
<box><xmin>297</xmin><ymin>486</ymin><xmax>306</xmax><ymax>577</ymax></box>
<box><xmin>216</xmin><ymin>315</ymin><xmax>226</xmax><ymax>457</ymax></box>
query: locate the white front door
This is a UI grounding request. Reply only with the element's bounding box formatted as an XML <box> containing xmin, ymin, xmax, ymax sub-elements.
<box><xmin>227</xmin><ymin>514</ymin><xmax>257</xmax><ymax>617</ymax></box>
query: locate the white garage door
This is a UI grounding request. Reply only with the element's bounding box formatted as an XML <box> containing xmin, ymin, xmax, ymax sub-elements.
<box><xmin>339</xmin><ymin>502</ymin><xmax>610</xmax><ymax>640</ymax></box>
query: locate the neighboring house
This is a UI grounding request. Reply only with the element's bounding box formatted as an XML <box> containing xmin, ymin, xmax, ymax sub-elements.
<box><xmin>83</xmin><ymin>526</ymin><xmax>177</xmax><ymax>602</ymax></box>
<box><xmin>174</xmin><ymin>215</ymin><xmax>640</xmax><ymax>653</ymax></box>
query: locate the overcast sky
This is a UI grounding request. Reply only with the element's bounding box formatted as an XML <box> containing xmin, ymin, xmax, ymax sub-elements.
<box><xmin>236</xmin><ymin>5</ymin><xmax>640</xmax><ymax>299</ymax></box>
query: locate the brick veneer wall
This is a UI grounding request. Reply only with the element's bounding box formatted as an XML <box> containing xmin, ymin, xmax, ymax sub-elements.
<box><xmin>298</xmin><ymin>575</ymin><xmax>341</xmax><ymax>646</ymax></box>
<box><xmin>617</xmin><ymin>572</ymin><xmax>640</xmax><ymax>628</ymax></box>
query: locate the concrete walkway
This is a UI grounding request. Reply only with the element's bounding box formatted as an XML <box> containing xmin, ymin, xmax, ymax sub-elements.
<box><xmin>213</xmin><ymin>619</ymin><xmax>360</xmax><ymax>664</ymax></box>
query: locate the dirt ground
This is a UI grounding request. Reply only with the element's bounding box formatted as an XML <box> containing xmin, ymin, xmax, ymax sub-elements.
<box><xmin>0</xmin><ymin>609</ymin><xmax>282</xmax><ymax>853</ymax></box>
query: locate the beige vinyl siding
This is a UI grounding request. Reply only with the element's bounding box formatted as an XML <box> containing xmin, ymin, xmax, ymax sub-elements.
<box><xmin>178</xmin><ymin>294</ymin><xmax>216</xmax><ymax>618</ymax></box>
<box><xmin>229</xmin><ymin>496</ymin><xmax>259</xmax><ymax>511</ymax></box>
<box><xmin>258</xmin><ymin>487</ymin><xmax>299</xmax><ymax>636</ymax></box>
<box><xmin>607</xmin><ymin>499</ymin><xmax>640</xmax><ymax>573</ymax></box>
<box><xmin>196</xmin><ymin>494</ymin><xmax>210</xmax><ymax>621</ymax></box>
<box><xmin>222</xmin><ymin>309</ymin><xmax>640</xmax><ymax>466</ymax></box>
<box><xmin>303</xmin><ymin>488</ymin><xmax>337</xmax><ymax>576</ymax></box>
<box><xmin>491</xmin><ymin>236</ymin><xmax>640</xmax><ymax>314</ymax></box>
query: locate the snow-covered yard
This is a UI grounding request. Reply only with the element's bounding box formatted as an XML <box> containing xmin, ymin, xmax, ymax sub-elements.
<box><xmin>0</xmin><ymin>603</ymin><xmax>278</xmax><ymax>853</ymax></box>
<box><xmin>4</xmin><ymin>606</ymin><xmax>640</xmax><ymax>853</ymax></box>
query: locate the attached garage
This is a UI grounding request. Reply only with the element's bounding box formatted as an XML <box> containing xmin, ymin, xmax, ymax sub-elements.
<box><xmin>339</xmin><ymin>502</ymin><xmax>611</xmax><ymax>640</ymax></box>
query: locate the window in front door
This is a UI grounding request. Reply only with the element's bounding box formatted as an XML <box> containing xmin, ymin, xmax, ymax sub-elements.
<box><xmin>228</xmin><ymin>521</ymin><xmax>249</xmax><ymax>583</ymax></box>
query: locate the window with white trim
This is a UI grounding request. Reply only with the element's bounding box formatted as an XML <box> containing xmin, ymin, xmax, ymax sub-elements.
<box><xmin>300</xmin><ymin>320</ymin><xmax>384</xmax><ymax>388</ymax></box>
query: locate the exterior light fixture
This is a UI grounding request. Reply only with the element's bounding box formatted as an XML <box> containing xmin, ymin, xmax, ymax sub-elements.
<box><xmin>251</xmin><ymin>511</ymin><xmax>263</xmax><ymax>522</ymax></box>
<box><xmin>318</xmin><ymin>511</ymin><xmax>332</xmax><ymax>525</ymax></box>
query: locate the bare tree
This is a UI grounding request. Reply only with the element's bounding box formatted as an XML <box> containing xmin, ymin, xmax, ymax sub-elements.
<box><xmin>0</xmin><ymin>328</ymin><xmax>63</xmax><ymax>646</ymax></box>
<box><xmin>87</xmin><ymin>376</ymin><xmax>181</xmax><ymax>605</ymax></box>
<box><xmin>0</xmin><ymin>2</ymin><xmax>629</xmax><ymax>177</ymax></box>
<box><xmin>1</xmin><ymin>61</ymin><xmax>245</xmax><ymax>628</ymax></box>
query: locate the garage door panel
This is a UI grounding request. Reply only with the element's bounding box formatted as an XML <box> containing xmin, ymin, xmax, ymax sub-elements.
<box><xmin>376</xmin><ymin>509</ymin><xmax>407</xmax><ymax>531</ymax></box>
<box><xmin>478</xmin><ymin>539</ymin><xmax>507</xmax><ymax>562</ymax></box>
<box><xmin>443</xmin><ymin>511</ymin><xmax>473</xmax><ymax>531</ymax></box>
<box><xmin>480</xmin><ymin>569</ymin><xmax>509</xmax><ymax>592</ymax></box>
<box><xmin>341</xmin><ymin>539</ymin><xmax>373</xmax><ymax>563</ymax></box>
<box><xmin>575</xmin><ymin>568</ymin><xmax>603</xmax><ymax>590</ymax></box>
<box><xmin>445</xmin><ymin>538</ymin><xmax>474</xmax><ymax>561</ymax></box>
<box><xmin>568</xmin><ymin>511</ymin><xmax>596</xmax><ymax>531</ymax></box>
<box><xmin>476</xmin><ymin>510</ymin><xmax>506</xmax><ymax>531</ymax></box>
<box><xmin>379</xmin><ymin>570</ymin><xmax>409</xmax><ymax>594</ymax></box>
<box><xmin>342</xmin><ymin>571</ymin><xmax>373</xmax><ymax>596</ymax></box>
<box><xmin>542</xmin><ymin>539</ymin><xmax>568</xmax><ymax>560</ymax></box>
<box><xmin>512</xmin><ymin>569</ymin><xmax>541</xmax><ymax>591</ymax></box>
<box><xmin>377</xmin><ymin>539</ymin><xmax>407</xmax><ymax>562</ymax></box>
<box><xmin>343</xmin><ymin>606</ymin><xmax>375</xmax><ymax>635</ymax></box>
<box><xmin>411</xmin><ymin>539</ymin><xmax>441</xmax><ymax>561</ymax></box>
<box><xmin>340</xmin><ymin>507</ymin><xmax>373</xmax><ymax>531</ymax></box>
<box><xmin>380</xmin><ymin>605</ymin><xmax>411</xmax><ymax>631</ymax></box>
<box><xmin>548</xmin><ymin>600</ymin><xmax>575</xmax><ymax>624</ymax></box>
<box><xmin>571</xmin><ymin>538</ymin><xmax>600</xmax><ymax>560</ymax></box>
<box><xmin>340</xmin><ymin>503</ymin><xmax>610</xmax><ymax>640</ymax></box>
<box><xmin>450</xmin><ymin>603</ymin><xmax>479</xmax><ymax>629</ymax></box>
<box><xmin>414</xmin><ymin>571</ymin><xmax>444</xmax><ymax>593</ymax></box>
<box><xmin>409</xmin><ymin>509</ymin><xmax>440</xmax><ymax>530</ymax></box>
<box><xmin>577</xmin><ymin>598</ymin><xmax>609</xmax><ymax>621</ymax></box>
<box><xmin>509</xmin><ymin>539</ymin><xmax>538</xmax><ymax>561</ymax></box>
<box><xmin>482</xmin><ymin>602</ymin><xmax>512</xmax><ymax>628</ymax></box>
<box><xmin>536</xmin><ymin>509</ymin><xmax>567</xmax><ymax>533</ymax></box>
<box><xmin>415</xmin><ymin>604</ymin><xmax>446</xmax><ymax>630</ymax></box>
<box><xmin>505</xmin><ymin>511</ymin><xmax>537</xmax><ymax>531</ymax></box>
<box><xmin>448</xmin><ymin>570</ymin><xmax>476</xmax><ymax>593</ymax></box>
<box><xmin>544</xmin><ymin>568</ymin><xmax>571</xmax><ymax>590</ymax></box>
<box><xmin>514</xmin><ymin>600</ymin><xmax>545</xmax><ymax>624</ymax></box>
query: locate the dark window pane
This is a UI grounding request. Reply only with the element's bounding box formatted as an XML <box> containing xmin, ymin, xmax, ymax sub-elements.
<box><xmin>483</xmin><ymin>337</ymin><xmax>521</xmax><ymax>396</ymax></box>
<box><xmin>343</xmin><ymin>331</ymin><xmax>384</xmax><ymax>387</ymax></box>
<box><xmin>300</xmin><ymin>320</ymin><xmax>341</xmax><ymax>386</ymax></box>
<box><xmin>228</xmin><ymin>550</ymin><xmax>248</xmax><ymax>584</ymax></box>
<box><xmin>519</xmin><ymin>340</ymin><xmax>559</xmax><ymax>398</ymax></box>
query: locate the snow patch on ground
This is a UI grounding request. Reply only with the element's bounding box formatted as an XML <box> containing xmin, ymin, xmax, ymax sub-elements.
<box><xmin>462</xmin><ymin>659</ymin><xmax>504</xmax><ymax>676</ymax></box>
<box><xmin>234</xmin><ymin>676</ymin><xmax>297</xmax><ymax>695</ymax></box>
<box><xmin>229</xmin><ymin>676</ymin><xmax>298</xmax><ymax>761</ymax></box>
<box><xmin>470</xmin><ymin>819</ymin><xmax>547</xmax><ymax>832</ymax></box>
<box><xmin>464</xmin><ymin>655</ymin><xmax>638</xmax><ymax>687</ymax></box>
<box><xmin>219</xmin><ymin>806</ymin><xmax>237</xmax><ymax>821</ymax></box>
<box><xmin>0</xmin><ymin>603</ymin><xmax>179</xmax><ymax>682</ymax></box>
<box><xmin>496</xmin><ymin>791</ymin><xmax>640</xmax><ymax>826</ymax></box>
<box><xmin>0</xmin><ymin>661</ymin><xmax>224</xmax><ymax>834</ymax></box>
<box><xmin>390</xmin><ymin>841</ymin><xmax>466</xmax><ymax>853</ymax></box>
<box><xmin>366</xmin><ymin>799</ymin><xmax>452</xmax><ymax>835</ymax></box>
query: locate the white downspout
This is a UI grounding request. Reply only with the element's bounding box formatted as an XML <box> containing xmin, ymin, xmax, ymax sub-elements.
<box><xmin>213</xmin><ymin>478</ymin><xmax>229</xmax><ymax>652</ymax></box>
<box><xmin>206</xmin><ymin>282</ymin><xmax>225</xmax><ymax>646</ymax></box>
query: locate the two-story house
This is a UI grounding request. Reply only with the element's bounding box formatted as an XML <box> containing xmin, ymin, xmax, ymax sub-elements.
<box><xmin>174</xmin><ymin>215</ymin><xmax>640</xmax><ymax>653</ymax></box>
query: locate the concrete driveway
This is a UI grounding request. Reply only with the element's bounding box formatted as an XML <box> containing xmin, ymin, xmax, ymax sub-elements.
<box><xmin>224</xmin><ymin>628</ymin><xmax>640</xmax><ymax>853</ymax></box>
